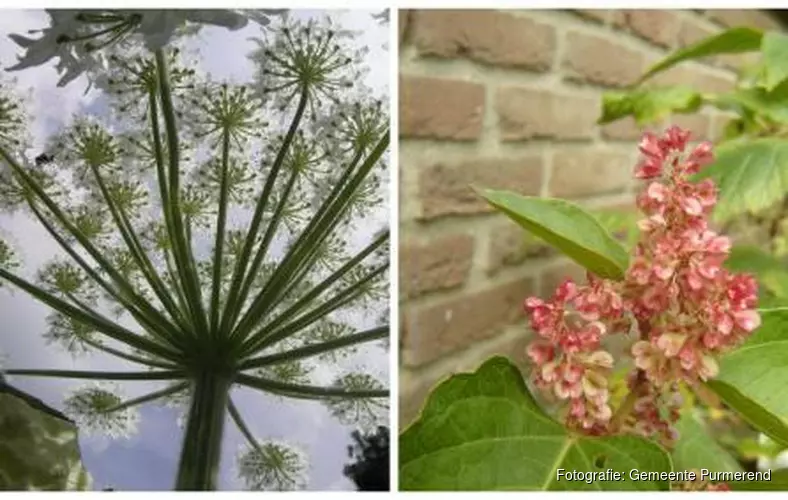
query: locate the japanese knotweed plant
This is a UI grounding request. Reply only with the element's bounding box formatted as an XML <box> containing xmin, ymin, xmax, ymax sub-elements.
<box><xmin>0</xmin><ymin>11</ymin><xmax>389</xmax><ymax>491</ymax></box>
<box><xmin>597</xmin><ymin>25</ymin><xmax>788</xmax><ymax>300</ymax></box>
<box><xmin>401</xmin><ymin>126</ymin><xmax>788</xmax><ymax>491</ymax></box>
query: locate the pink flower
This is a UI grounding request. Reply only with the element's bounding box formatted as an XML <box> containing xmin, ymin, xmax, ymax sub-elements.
<box><xmin>522</xmin><ymin>126</ymin><xmax>760</xmax><ymax>441</ymax></box>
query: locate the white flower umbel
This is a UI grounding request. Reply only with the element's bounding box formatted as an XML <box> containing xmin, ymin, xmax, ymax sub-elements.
<box><xmin>7</xmin><ymin>10</ymin><xmax>287</xmax><ymax>87</ymax></box>
<box><xmin>236</xmin><ymin>440</ymin><xmax>309</xmax><ymax>491</ymax></box>
<box><xmin>64</xmin><ymin>382</ymin><xmax>140</xmax><ymax>439</ymax></box>
<box><xmin>325</xmin><ymin>373</ymin><xmax>388</xmax><ymax>432</ymax></box>
<box><xmin>0</xmin><ymin>73</ymin><xmax>31</xmax><ymax>150</ymax></box>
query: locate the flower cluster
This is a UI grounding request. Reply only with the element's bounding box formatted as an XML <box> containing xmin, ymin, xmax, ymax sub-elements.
<box><xmin>524</xmin><ymin>126</ymin><xmax>760</xmax><ymax>444</ymax></box>
<box><xmin>7</xmin><ymin>10</ymin><xmax>287</xmax><ymax>87</ymax></box>
<box><xmin>525</xmin><ymin>275</ymin><xmax>625</xmax><ymax>433</ymax></box>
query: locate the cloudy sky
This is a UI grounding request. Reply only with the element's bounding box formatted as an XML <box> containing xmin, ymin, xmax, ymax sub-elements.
<box><xmin>0</xmin><ymin>9</ymin><xmax>389</xmax><ymax>491</ymax></box>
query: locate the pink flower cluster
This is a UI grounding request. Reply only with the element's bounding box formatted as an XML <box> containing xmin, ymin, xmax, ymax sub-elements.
<box><xmin>524</xmin><ymin>126</ymin><xmax>761</xmax><ymax>443</ymax></box>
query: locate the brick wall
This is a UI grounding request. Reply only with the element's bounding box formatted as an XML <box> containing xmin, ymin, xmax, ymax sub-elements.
<box><xmin>398</xmin><ymin>9</ymin><xmax>785</xmax><ymax>426</ymax></box>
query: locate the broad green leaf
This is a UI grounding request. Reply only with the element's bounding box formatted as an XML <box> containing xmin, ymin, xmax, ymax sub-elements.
<box><xmin>479</xmin><ymin>190</ymin><xmax>629</xmax><ymax>280</ymax></box>
<box><xmin>730</xmin><ymin>469</ymin><xmax>788</xmax><ymax>490</ymax></box>
<box><xmin>707</xmin><ymin>380</ymin><xmax>788</xmax><ymax>448</ymax></box>
<box><xmin>592</xmin><ymin>208</ymin><xmax>641</xmax><ymax>250</ymax></box>
<box><xmin>761</xmin><ymin>31</ymin><xmax>788</xmax><ymax>91</ymax></box>
<box><xmin>400</xmin><ymin>357</ymin><xmax>673</xmax><ymax>491</ymax></box>
<box><xmin>598</xmin><ymin>86</ymin><xmax>702</xmax><ymax>125</ymax></box>
<box><xmin>713</xmin><ymin>309</ymin><xmax>788</xmax><ymax>446</ymax></box>
<box><xmin>0</xmin><ymin>381</ymin><xmax>92</xmax><ymax>490</ymax></box>
<box><xmin>640</xmin><ymin>27</ymin><xmax>763</xmax><ymax>83</ymax></box>
<box><xmin>725</xmin><ymin>245</ymin><xmax>788</xmax><ymax>298</ymax></box>
<box><xmin>693</xmin><ymin>138</ymin><xmax>788</xmax><ymax>223</ymax></box>
<box><xmin>671</xmin><ymin>411</ymin><xmax>742</xmax><ymax>473</ymax></box>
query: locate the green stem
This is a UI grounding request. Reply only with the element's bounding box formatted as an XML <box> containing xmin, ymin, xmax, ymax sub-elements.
<box><xmin>175</xmin><ymin>372</ymin><xmax>232</xmax><ymax>490</ymax></box>
<box><xmin>80</xmin><ymin>336</ymin><xmax>178</xmax><ymax>370</ymax></box>
<box><xmin>240</xmin><ymin>263</ymin><xmax>386</xmax><ymax>356</ymax></box>
<box><xmin>230</xmin><ymin>165</ymin><xmax>300</xmax><ymax>336</ymax></box>
<box><xmin>236</xmin><ymin>373</ymin><xmax>388</xmax><ymax>399</ymax></box>
<box><xmin>231</xmin><ymin>134</ymin><xmax>388</xmax><ymax>340</ymax></box>
<box><xmin>0</xmin><ymin>267</ymin><xmax>181</xmax><ymax>362</ymax></box>
<box><xmin>87</xmin><ymin>161</ymin><xmax>191</xmax><ymax>336</ymax></box>
<box><xmin>64</xmin><ymin>293</ymin><xmax>181</xmax><ymax>370</ymax></box>
<box><xmin>5</xmin><ymin>369</ymin><xmax>184</xmax><ymax>380</ymax></box>
<box><xmin>227</xmin><ymin>398</ymin><xmax>261</xmax><ymax>451</ymax></box>
<box><xmin>219</xmin><ymin>87</ymin><xmax>309</xmax><ymax>337</ymax></box>
<box><xmin>105</xmin><ymin>382</ymin><xmax>190</xmax><ymax>413</ymax></box>
<box><xmin>241</xmin><ymin>232</ymin><xmax>387</xmax><ymax>349</ymax></box>
<box><xmin>209</xmin><ymin>129</ymin><xmax>232</xmax><ymax>336</ymax></box>
<box><xmin>238</xmin><ymin>326</ymin><xmax>388</xmax><ymax>370</ymax></box>
<box><xmin>155</xmin><ymin>49</ymin><xmax>210</xmax><ymax>340</ymax></box>
<box><xmin>0</xmin><ymin>146</ymin><xmax>182</xmax><ymax>343</ymax></box>
<box><xmin>26</xmin><ymin>201</ymin><xmax>187</xmax><ymax>353</ymax></box>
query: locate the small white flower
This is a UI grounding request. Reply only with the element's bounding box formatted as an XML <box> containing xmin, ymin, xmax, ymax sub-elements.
<box><xmin>325</xmin><ymin>373</ymin><xmax>388</xmax><ymax>432</ymax></box>
<box><xmin>236</xmin><ymin>440</ymin><xmax>309</xmax><ymax>491</ymax></box>
<box><xmin>7</xmin><ymin>10</ymin><xmax>287</xmax><ymax>88</ymax></box>
<box><xmin>63</xmin><ymin>382</ymin><xmax>140</xmax><ymax>439</ymax></box>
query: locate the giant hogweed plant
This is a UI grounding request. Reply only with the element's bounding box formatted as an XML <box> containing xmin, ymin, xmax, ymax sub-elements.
<box><xmin>400</xmin><ymin>123</ymin><xmax>788</xmax><ymax>491</ymax></box>
<box><xmin>0</xmin><ymin>10</ymin><xmax>390</xmax><ymax>491</ymax></box>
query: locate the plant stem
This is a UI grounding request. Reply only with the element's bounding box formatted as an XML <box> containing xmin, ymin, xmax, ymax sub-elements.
<box><xmin>609</xmin><ymin>385</ymin><xmax>639</xmax><ymax>433</ymax></box>
<box><xmin>174</xmin><ymin>371</ymin><xmax>232</xmax><ymax>490</ymax></box>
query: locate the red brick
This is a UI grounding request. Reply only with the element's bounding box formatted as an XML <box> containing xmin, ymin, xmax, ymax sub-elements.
<box><xmin>419</xmin><ymin>155</ymin><xmax>543</xmax><ymax>220</ymax></box>
<box><xmin>496</xmin><ymin>87</ymin><xmax>597</xmax><ymax>141</ymax></box>
<box><xmin>540</xmin><ymin>261</ymin><xmax>588</xmax><ymax>297</ymax></box>
<box><xmin>549</xmin><ymin>149</ymin><xmax>632</xmax><ymax>198</ymax></box>
<box><xmin>411</xmin><ymin>10</ymin><xmax>556</xmax><ymax>71</ymax></box>
<box><xmin>648</xmin><ymin>64</ymin><xmax>735</xmax><ymax>94</ymax></box>
<box><xmin>601</xmin><ymin>115</ymin><xmax>653</xmax><ymax>141</ymax></box>
<box><xmin>400</xmin><ymin>234</ymin><xmax>475</xmax><ymax>299</ymax></box>
<box><xmin>402</xmin><ymin>277</ymin><xmax>537</xmax><ymax>366</ymax></box>
<box><xmin>618</xmin><ymin>10</ymin><xmax>682</xmax><ymax>49</ymax></box>
<box><xmin>563</xmin><ymin>32</ymin><xmax>646</xmax><ymax>88</ymax></box>
<box><xmin>705</xmin><ymin>10</ymin><xmax>782</xmax><ymax>31</ymax></box>
<box><xmin>573</xmin><ymin>9</ymin><xmax>612</xmax><ymax>24</ymax></box>
<box><xmin>487</xmin><ymin>222</ymin><xmax>556</xmax><ymax>276</ymax></box>
<box><xmin>400</xmin><ymin>76</ymin><xmax>485</xmax><ymax>140</ymax></box>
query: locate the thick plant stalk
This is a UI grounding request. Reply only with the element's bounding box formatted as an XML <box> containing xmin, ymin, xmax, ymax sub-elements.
<box><xmin>175</xmin><ymin>372</ymin><xmax>232</xmax><ymax>490</ymax></box>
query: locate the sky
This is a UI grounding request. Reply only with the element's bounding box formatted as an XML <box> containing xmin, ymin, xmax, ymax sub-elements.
<box><xmin>0</xmin><ymin>9</ymin><xmax>389</xmax><ymax>491</ymax></box>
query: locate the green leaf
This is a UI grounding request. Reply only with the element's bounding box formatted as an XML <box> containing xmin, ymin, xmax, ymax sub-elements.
<box><xmin>730</xmin><ymin>469</ymin><xmax>788</xmax><ymax>491</ymax></box>
<box><xmin>400</xmin><ymin>357</ymin><xmax>673</xmax><ymax>491</ymax></box>
<box><xmin>478</xmin><ymin>190</ymin><xmax>629</xmax><ymax>280</ymax></box>
<box><xmin>671</xmin><ymin>411</ymin><xmax>743</xmax><ymax>473</ymax></box>
<box><xmin>762</xmin><ymin>31</ymin><xmax>788</xmax><ymax>91</ymax></box>
<box><xmin>598</xmin><ymin>86</ymin><xmax>702</xmax><ymax>125</ymax></box>
<box><xmin>0</xmin><ymin>381</ymin><xmax>92</xmax><ymax>490</ymax></box>
<box><xmin>693</xmin><ymin>138</ymin><xmax>788</xmax><ymax>223</ymax></box>
<box><xmin>725</xmin><ymin>245</ymin><xmax>788</xmax><ymax>298</ymax></box>
<box><xmin>591</xmin><ymin>207</ymin><xmax>641</xmax><ymax>250</ymax></box>
<box><xmin>713</xmin><ymin>309</ymin><xmax>788</xmax><ymax>446</ymax></box>
<box><xmin>707</xmin><ymin>379</ymin><xmax>788</xmax><ymax>448</ymax></box>
<box><xmin>712</xmin><ymin>86</ymin><xmax>788</xmax><ymax>124</ymax></box>
<box><xmin>640</xmin><ymin>27</ymin><xmax>763</xmax><ymax>83</ymax></box>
